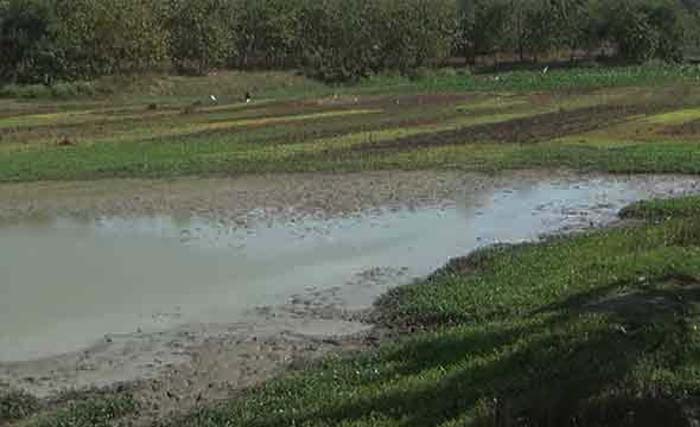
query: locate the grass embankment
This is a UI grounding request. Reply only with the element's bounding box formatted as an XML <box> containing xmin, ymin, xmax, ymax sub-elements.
<box><xmin>3</xmin><ymin>65</ymin><xmax>700</xmax><ymax>182</ymax></box>
<box><xmin>0</xmin><ymin>391</ymin><xmax>135</xmax><ymax>427</ymax></box>
<box><xmin>2</xmin><ymin>64</ymin><xmax>699</xmax><ymax>101</ymax></box>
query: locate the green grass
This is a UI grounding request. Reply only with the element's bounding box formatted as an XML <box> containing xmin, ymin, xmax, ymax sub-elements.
<box><xmin>621</xmin><ymin>195</ymin><xmax>700</xmax><ymax>221</ymax></box>
<box><xmin>0</xmin><ymin>390</ymin><xmax>40</xmax><ymax>424</ymax></box>
<box><xmin>4</xmin><ymin>64</ymin><xmax>700</xmax><ymax>102</ymax></box>
<box><xmin>3</xmin><ymin>75</ymin><xmax>700</xmax><ymax>182</ymax></box>
<box><xmin>157</xmin><ymin>198</ymin><xmax>700</xmax><ymax>426</ymax></box>
<box><xmin>359</xmin><ymin>64</ymin><xmax>700</xmax><ymax>93</ymax></box>
<box><xmin>19</xmin><ymin>394</ymin><xmax>137</xmax><ymax>427</ymax></box>
<box><xmin>0</xmin><ymin>71</ymin><xmax>327</xmax><ymax>103</ymax></box>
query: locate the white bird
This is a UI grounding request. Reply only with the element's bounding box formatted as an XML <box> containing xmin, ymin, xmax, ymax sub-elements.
<box><xmin>209</xmin><ymin>94</ymin><xmax>218</xmax><ymax>104</ymax></box>
<box><xmin>542</xmin><ymin>66</ymin><xmax>549</xmax><ymax>75</ymax></box>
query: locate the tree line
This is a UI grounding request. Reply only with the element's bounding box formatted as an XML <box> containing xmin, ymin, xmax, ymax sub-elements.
<box><xmin>1</xmin><ymin>0</ymin><xmax>699</xmax><ymax>85</ymax></box>
<box><xmin>459</xmin><ymin>0</ymin><xmax>700</xmax><ymax>65</ymax></box>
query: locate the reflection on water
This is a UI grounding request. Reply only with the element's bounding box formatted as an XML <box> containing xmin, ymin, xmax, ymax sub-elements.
<box><xmin>0</xmin><ymin>176</ymin><xmax>682</xmax><ymax>361</ymax></box>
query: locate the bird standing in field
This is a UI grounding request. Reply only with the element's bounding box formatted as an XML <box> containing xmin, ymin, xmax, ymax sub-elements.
<box><xmin>244</xmin><ymin>91</ymin><xmax>252</xmax><ymax>104</ymax></box>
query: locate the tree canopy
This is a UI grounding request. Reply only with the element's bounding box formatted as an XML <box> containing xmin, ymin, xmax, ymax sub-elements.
<box><xmin>0</xmin><ymin>0</ymin><xmax>698</xmax><ymax>84</ymax></box>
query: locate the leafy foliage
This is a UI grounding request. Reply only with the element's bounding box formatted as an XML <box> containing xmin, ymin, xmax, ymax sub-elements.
<box><xmin>0</xmin><ymin>0</ymin><xmax>55</xmax><ymax>83</ymax></box>
<box><xmin>456</xmin><ymin>0</ymin><xmax>695</xmax><ymax>64</ymax></box>
<box><xmin>0</xmin><ymin>0</ymin><xmax>698</xmax><ymax>83</ymax></box>
<box><xmin>166</xmin><ymin>0</ymin><xmax>238</xmax><ymax>75</ymax></box>
<box><xmin>0</xmin><ymin>389</ymin><xmax>40</xmax><ymax>423</ymax></box>
<box><xmin>53</xmin><ymin>0</ymin><xmax>170</xmax><ymax>79</ymax></box>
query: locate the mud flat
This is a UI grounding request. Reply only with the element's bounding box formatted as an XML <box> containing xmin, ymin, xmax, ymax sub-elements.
<box><xmin>0</xmin><ymin>170</ymin><xmax>697</xmax><ymax>423</ymax></box>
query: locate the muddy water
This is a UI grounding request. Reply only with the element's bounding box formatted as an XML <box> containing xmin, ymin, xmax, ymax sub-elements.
<box><xmin>0</xmin><ymin>173</ymin><xmax>697</xmax><ymax>363</ymax></box>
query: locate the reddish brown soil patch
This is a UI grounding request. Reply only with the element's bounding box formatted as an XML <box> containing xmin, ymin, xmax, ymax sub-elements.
<box><xmin>57</xmin><ymin>137</ymin><xmax>75</xmax><ymax>146</ymax></box>
<box><xmin>353</xmin><ymin>104</ymin><xmax>662</xmax><ymax>153</ymax></box>
<box><xmin>148</xmin><ymin>107</ymin><xmax>451</xmax><ymax>146</ymax></box>
<box><xmin>659</xmin><ymin>119</ymin><xmax>700</xmax><ymax>138</ymax></box>
<box><xmin>308</xmin><ymin>93</ymin><xmax>474</xmax><ymax>110</ymax></box>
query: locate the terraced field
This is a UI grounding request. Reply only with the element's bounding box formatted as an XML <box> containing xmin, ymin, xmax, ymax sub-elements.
<box><xmin>3</xmin><ymin>70</ymin><xmax>700</xmax><ymax>182</ymax></box>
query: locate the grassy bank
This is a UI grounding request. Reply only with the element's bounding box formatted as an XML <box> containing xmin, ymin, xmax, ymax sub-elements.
<box><xmin>0</xmin><ymin>390</ymin><xmax>136</xmax><ymax>427</ymax></box>
<box><xmin>3</xmin><ymin>65</ymin><xmax>700</xmax><ymax>101</ymax></box>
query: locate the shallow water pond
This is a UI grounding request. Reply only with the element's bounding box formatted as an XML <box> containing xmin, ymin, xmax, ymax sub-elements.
<box><xmin>0</xmin><ymin>174</ymin><xmax>695</xmax><ymax>362</ymax></box>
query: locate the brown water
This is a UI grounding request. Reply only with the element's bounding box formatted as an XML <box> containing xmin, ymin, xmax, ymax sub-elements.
<box><xmin>0</xmin><ymin>173</ymin><xmax>696</xmax><ymax>362</ymax></box>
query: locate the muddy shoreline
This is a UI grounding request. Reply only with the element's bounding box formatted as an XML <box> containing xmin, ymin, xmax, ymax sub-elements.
<box><xmin>1</xmin><ymin>170</ymin><xmax>698</xmax><ymax>425</ymax></box>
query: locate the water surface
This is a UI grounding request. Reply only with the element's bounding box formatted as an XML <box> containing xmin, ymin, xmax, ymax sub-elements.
<box><xmin>0</xmin><ymin>175</ymin><xmax>691</xmax><ymax>361</ymax></box>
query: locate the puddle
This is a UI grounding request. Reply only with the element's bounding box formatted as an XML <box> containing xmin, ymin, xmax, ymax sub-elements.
<box><xmin>0</xmin><ymin>173</ymin><xmax>697</xmax><ymax>363</ymax></box>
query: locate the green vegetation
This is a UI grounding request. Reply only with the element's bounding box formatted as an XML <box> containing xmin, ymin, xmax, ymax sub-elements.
<box><xmin>621</xmin><ymin>195</ymin><xmax>700</xmax><ymax>221</ymax></box>
<box><xmin>4</xmin><ymin>63</ymin><xmax>700</xmax><ymax>101</ymax></box>
<box><xmin>0</xmin><ymin>390</ymin><xmax>39</xmax><ymax>424</ymax></box>
<box><xmin>0</xmin><ymin>390</ymin><xmax>139</xmax><ymax>427</ymax></box>
<box><xmin>360</xmin><ymin>64</ymin><xmax>700</xmax><ymax>92</ymax></box>
<box><xmin>21</xmin><ymin>394</ymin><xmax>137</xmax><ymax>427</ymax></box>
<box><xmin>458</xmin><ymin>0</ymin><xmax>700</xmax><ymax>64</ymax></box>
<box><xmin>0</xmin><ymin>0</ymin><xmax>456</xmax><ymax>84</ymax></box>
<box><xmin>49</xmin><ymin>397</ymin><xmax>134</xmax><ymax>427</ymax></box>
<box><xmin>0</xmin><ymin>391</ymin><xmax>139</xmax><ymax>427</ymax></box>
<box><xmin>2</xmin><ymin>0</ymin><xmax>700</xmax><ymax>84</ymax></box>
<box><xmin>3</xmin><ymin>67</ymin><xmax>700</xmax><ymax>182</ymax></box>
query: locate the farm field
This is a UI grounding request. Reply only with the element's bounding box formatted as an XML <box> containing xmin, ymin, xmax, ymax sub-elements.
<box><xmin>3</xmin><ymin>66</ymin><xmax>700</xmax><ymax>427</ymax></box>
<box><xmin>3</xmin><ymin>67</ymin><xmax>700</xmax><ymax>182</ymax></box>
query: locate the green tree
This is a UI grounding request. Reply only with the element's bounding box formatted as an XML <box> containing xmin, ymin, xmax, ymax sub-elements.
<box><xmin>521</xmin><ymin>0</ymin><xmax>559</xmax><ymax>62</ymax></box>
<box><xmin>458</xmin><ymin>0</ymin><xmax>512</xmax><ymax>62</ymax></box>
<box><xmin>166</xmin><ymin>0</ymin><xmax>238</xmax><ymax>75</ymax></box>
<box><xmin>380</xmin><ymin>0</ymin><xmax>457</xmax><ymax>72</ymax></box>
<box><xmin>551</xmin><ymin>0</ymin><xmax>594</xmax><ymax>58</ymax></box>
<box><xmin>608</xmin><ymin>0</ymin><xmax>685</xmax><ymax>63</ymax></box>
<box><xmin>644</xmin><ymin>0</ymin><xmax>686</xmax><ymax>62</ymax></box>
<box><xmin>234</xmin><ymin>0</ymin><xmax>301</xmax><ymax>68</ymax></box>
<box><xmin>0</xmin><ymin>0</ymin><xmax>55</xmax><ymax>83</ymax></box>
<box><xmin>297</xmin><ymin>0</ymin><xmax>383</xmax><ymax>82</ymax></box>
<box><xmin>53</xmin><ymin>0</ymin><xmax>168</xmax><ymax>79</ymax></box>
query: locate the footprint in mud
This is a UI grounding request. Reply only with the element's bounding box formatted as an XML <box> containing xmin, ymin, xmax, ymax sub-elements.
<box><xmin>346</xmin><ymin>266</ymin><xmax>411</xmax><ymax>288</ymax></box>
